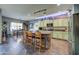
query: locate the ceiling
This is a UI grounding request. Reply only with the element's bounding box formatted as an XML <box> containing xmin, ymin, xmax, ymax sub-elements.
<box><xmin>0</xmin><ymin>4</ymin><xmax>56</xmax><ymax>20</ymax></box>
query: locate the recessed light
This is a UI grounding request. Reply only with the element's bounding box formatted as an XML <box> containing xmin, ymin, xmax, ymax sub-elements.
<box><xmin>57</xmin><ymin>4</ymin><xmax>61</xmax><ymax>6</ymax></box>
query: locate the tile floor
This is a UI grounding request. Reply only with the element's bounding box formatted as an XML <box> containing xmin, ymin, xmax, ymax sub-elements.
<box><xmin>0</xmin><ymin>36</ymin><xmax>71</xmax><ymax>55</ymax></box>
<box><xmin>0</xmin><ymin>36</ymin><xmax>27</xmax><ymax>55</ymax></box>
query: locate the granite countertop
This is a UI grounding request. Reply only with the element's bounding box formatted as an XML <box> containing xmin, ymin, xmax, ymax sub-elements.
<box><xmin>39</xmin><ymin>30</ymin><xmax>51</xmax><ymax>34</ymax></box>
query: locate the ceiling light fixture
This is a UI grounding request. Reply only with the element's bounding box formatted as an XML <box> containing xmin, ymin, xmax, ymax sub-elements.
<box><xmin>37</xmin><ymin>11</ymin><xmax>68</xmax><ymax>19</ymax></box>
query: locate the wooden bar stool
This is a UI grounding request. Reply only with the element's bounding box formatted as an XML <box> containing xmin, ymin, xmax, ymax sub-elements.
<box><xmin>35</xmin><ymin>31</ymin><xmax>42</xmax><ymax>53</ymax></box>
<box><xmin>27</xmin><ymin>31</ymin><xmax>33</xmax><ymax>46</ymax></box>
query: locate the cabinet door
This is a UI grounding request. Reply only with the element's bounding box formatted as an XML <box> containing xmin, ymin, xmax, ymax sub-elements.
<box><xmin>73</xmin><ymin>13</ymin><xmax>79</xmax><ymax>54</ymax></box>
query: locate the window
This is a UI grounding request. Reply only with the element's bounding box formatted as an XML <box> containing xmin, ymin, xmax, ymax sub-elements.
<box><xmin>10</xmin><ymin>22</ymin><xmax>23</xmax><ymax>32</ymax></box>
